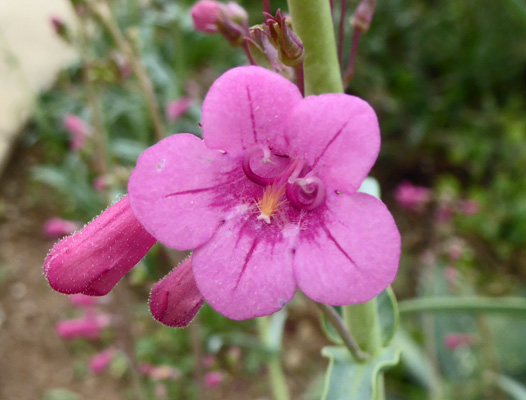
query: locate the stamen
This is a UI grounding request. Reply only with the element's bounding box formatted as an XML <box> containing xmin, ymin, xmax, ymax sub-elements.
<box><xmin>257</xmin><ymin>183</ymin><xmax>286</xmax><ymax>224</ymax></box>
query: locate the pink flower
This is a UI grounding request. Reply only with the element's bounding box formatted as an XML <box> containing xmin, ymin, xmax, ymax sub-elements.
<box><xmin>149</xmin><ymin>257</ymin><xmax>204</xmax><ymax>327</ymax></box>
<box><xmin>394</xmin><ymin>181</ymin><xmax>431</xmax><ymax>212</ymax></box>
<box><xmin>44</xmin><ymin>196</ymin><xmax>156</xmax><ymax>296</ymax></box>
<box><xmin>56</xmin><ymin>314</ymin><xmax>110</xmax><ymax>340</ymax></box>
<box><xmin>165</xmin><ymin>98</ymin><xmax>192</xmax><ymax>123</ymax></box>
<box><xmin>128</xmin><ymin>66</ymin><xmax>400</xmax><ymax>320</ymax></box>
<box><xmin>62</xmin><ymin>114</ymin><xmax>92</xmax><ymax>150</ymax></box>
<box><xmin>92</xmin><ymin>175</ymin><xmax>108</xmax><ymax>192</ymax></box>
<box><xmin>42</xmin><ymin>218</ymin><xmax>80</xmax><ymax>238</ymax></box>
<box><xmin>443</xmin><ymin>333</ymin><xmax>474</xmax><ymax>350</ymax></box>
<box><xmin>88</xmin><ymin>348</ymin><xmax>115</xmax><ymax>373</ymax></box>
<box><xmin>139</xmin><ymin>363</ymin><xmax>181</xmax><ymax>380</ymax></box>
<box><xmin>204</xmin><ymin>371</ymin><xmax>224</xmax><ymax>387</ymax></box>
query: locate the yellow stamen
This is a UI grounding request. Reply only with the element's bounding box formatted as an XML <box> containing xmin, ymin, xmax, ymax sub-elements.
<box><xmin>257</xmin><ymin>183</ymin><xmax>286</xmax><ymax>224</ymax></box>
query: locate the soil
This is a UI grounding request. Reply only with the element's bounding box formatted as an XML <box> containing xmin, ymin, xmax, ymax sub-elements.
<box><xmin>0</xmin><ymin>142</ymin><xmax>125</xmax><ymax>400</ymax></box>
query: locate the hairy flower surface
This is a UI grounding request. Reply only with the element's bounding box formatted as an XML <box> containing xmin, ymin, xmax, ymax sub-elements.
<box><xmin>128</xmin><ymin>66</ymin><xmax>400</xmax><ymax>320</ymax></box>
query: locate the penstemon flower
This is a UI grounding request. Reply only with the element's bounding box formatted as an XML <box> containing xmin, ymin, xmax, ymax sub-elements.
<box><xmin>128</xmin><ymin>66</ymin><xmax>400</xmax><ymax>320</ymax></box>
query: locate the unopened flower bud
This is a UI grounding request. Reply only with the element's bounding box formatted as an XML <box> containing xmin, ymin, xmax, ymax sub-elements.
<box><xmin>351</xmin><ymin>0</ymin><xmax>376</xmax><ymax>33</ymax></box>
<box><xmin>62</xmin><ymin>114</ymin><xmax>92</xmax><ymax>151</ymax></box>
<box><xmin>263</xmin><ymin>10</ymin><xmax>304</xmax><ymax>67</ymax></box>
<box><xmin>191</xmin><ymin>0</ymin><xmax>221</xmax><ymax>33</ymax></box>
<box><xmin>165</xmin><ymin>98</ymin><xmax>192</xmax><ymax>123</ymax></box>
<box><xmin>149</xmin><ymin>257</ymin><xmax>204</xmax><ymax>327</ymax></box>
<box><xmin>443</xmin><ymin>333</ymin><xmax>474</xmax><ymax>350</ymax></box>
<box><xmin>44</xmin><ymin>196</ymin><xmax>156</xmax><ymax>296</ymax></box>
<box><xmin>204</xmin><ymin>371</ymin><xmax>224</xmax><ymax>387</ymax></box>
<box><xmin>50</xmin><ymin>16</ymin><xmax>69</xmax><ymax>40</ymax></box>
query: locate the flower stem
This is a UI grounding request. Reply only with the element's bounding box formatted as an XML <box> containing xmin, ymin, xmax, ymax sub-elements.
<box><xmin>286</xmin><ymin>0</ymin><xmax>343</xmax><ymax>95</ymax></box>
<box><xmin>315</xmin><ymin>302</ymin><xmax>369</xmax><ymax>361</ymax></box>
<box><xmin>337</xmin><ymin>0</ymin><xmax>347</xmax><ymax>69</ymax></box>
<box><xmin>256</xmin><ymin>317</ymin><xmax>290</xmax><ymax>400</ymax></box>
<box><xmin>398</xmin><ymin>296</ymin><xmax>526</xmax><ymax>315</ymax></box>
<box><xmin>84</xmin><ymin>0</ymin><xmax>165</xmax><ymax>142</ymax></box>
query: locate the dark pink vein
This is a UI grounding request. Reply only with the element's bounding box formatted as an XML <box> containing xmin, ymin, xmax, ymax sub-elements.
<box><xmin>311</xmin><ymin>119</ymin><xmax>351</xmax><ymax>169</ymax></box>
<box><xmin>321</xmin><ymin>225</ymin><xmax>359</xmax><ymax>269</ymax></box>
<box><xmin>234</xmin><ymin>237</ymin><xmax>259</xmax><ymax>291</ymax></box>
<box><xmin>246</xmin><ymin>86</ymin><xmax>258</xmax><ymax>143</ymax></box>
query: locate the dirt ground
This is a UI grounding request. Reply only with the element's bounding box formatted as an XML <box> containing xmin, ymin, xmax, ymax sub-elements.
<box><xmin>0</xmin><ymin>144</ymin><xmax>124</xmax><ymax>400</ymax></box>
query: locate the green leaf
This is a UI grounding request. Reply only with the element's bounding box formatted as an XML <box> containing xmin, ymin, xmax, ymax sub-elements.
<box><xmin>376</xmin><ymin>287</ymin><xmax>399</xmax><ymax>346</ymax></box>
<box><xmin>358</xmin><ymin>177</ymin><xmax>381</xmax><ymax>199</ymax></box>
<box><xmin>321</xmin><ymin>345</ymin><xmax>401</xmax><ymax>400</ymax></box>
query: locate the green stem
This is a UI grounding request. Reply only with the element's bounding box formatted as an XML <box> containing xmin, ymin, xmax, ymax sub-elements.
<box><xmin>399</xmin><ymin>297</ymin><xmax>526</xmax><ymax>315</ymax></box>
<box><xmin>286</xmin><ymin>0</ymin><xmax>343</xmax><ymax>95</ymax></box>
<box><xmin>256</xmin><ymin>317</ymin><xmax>290</xmax><ymax>400</ymax></box>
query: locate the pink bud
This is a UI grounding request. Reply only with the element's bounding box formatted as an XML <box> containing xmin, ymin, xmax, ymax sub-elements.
<box><xmin>351</xmin><ymin>0</ymin><xmax>376</xmax><ymax>33</ymax></box>
<box><xmin>394</xmin><ymin>181</ymin><xmax>432</xmax><ymax>212</ymax></box>
<box><xmin>149</xmin><ymin>257</ymin><xmax>204</xmax><ymax>327</ymax></box>
<box><xmin>56</xmin><ymin>314</ymin><xmax>110</xmax><ymax>340</ymax></box>
<box><xmin>224</xmin><ymin>2</ymin><xmax>248</xmax><ymax>24</ymax></box>
<box><xmin>88</xmin><ymin>348</ymin><xmax>115</xmax><ymax>373</ymax></box>
<box><xmin>42</xmin><ymin>218</ymin><xmax>80</xmax><ymax>238</ymax></box>
<box><xmin>92</xmin><ymin>176</ymin><xmax>108</xmax><ymax>192</ymax></box>
<box><xmin>202</xmin><ymin>354</ymin><xmax>215</xmax><ymax>369</ymax></box>
<box><xmin>443</xmin><ymin>333</ymin><xmax>474</xmax><ymax>350</ymax></box>
<box><xmin>62</xmin><ymin>114</ymin><xmax>92</xmax><ymax>151</ymax></box>
<box><xmin>204</xmin><ymin>371</ymin><xmax>224</xmax><ymax>387</ymax></box>
<box><xmin>69</xmin><ymin>294</ymin><xmax>99</xmax><ymax>308</ymax></box>
<box><xmin>44</xmin><ymin>196</ymin><xmax>156</xmax><ymax>296</ymax></box>
<box><xmin>50</xmin><ymin>16</ymin><xmax>67</xmax><ymax>38</ymax></box>
<box><xmin>191</xmin><ymin>0</ymin><xmax>221</xmax><ymax>33</ymax></box>
<box><xmin>165</xmin><ymin>98</ymin><xmax>192</xmax><ymax>123</ymax></box>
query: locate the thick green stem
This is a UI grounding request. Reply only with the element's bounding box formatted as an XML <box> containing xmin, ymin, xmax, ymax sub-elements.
<box><xmin>399</xmin><ymin>296</ymin><xmax>526</xmax><ymax>315</ymax></box>
<box><xmin>256</xmin><ymin>317</ymin><xmax>290</xmax><ymax>400</ymax></box>
<box><xmin>286</xmin><ymin>0</ymin><xmax>343</xmax><ymax>95</ymax></box>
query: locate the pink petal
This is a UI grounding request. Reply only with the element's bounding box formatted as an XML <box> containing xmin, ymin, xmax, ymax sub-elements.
<box><xmin>192</xmin><ymin>208</ymin><xmax>297</xmax><ymax>320</ymax></box>
<box><xmin>149</xmin><ymin>257</ymin><xmax>204</xmax><ymax>327</ymax></box>
<box><xmin>128</xmin><ymin>133</ymin><xmax>257</xmax><ymax>250</ymax></box>
<box><xmin>88</xmin><ymin>348</ymin><xmax>115</xmax><ymax>373</ymax></box>
<box><xmin>201</xmin><ymin>66</ymin><xmax>303</xmax><ymax>157</ymax></box>
<box><xmin>44</xmin><ymin>196</ymin><xmax>156</xmax><ymax>296</ymax></box>
<box><xmin>285</xmin><ymin>94</ymin><xmax>380</xmax><ymax>193</ymax></box>
<box><xmin>293</xmin><ymin>192</ymin><xmax>400</xmax><ymax>305</ymax></box>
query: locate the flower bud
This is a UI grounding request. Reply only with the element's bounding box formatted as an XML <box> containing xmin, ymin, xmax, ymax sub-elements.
<box><xmin>165</xmin><ymin>97</ymin><xmax>192</xmax><ymax>123</ymax></box>
<box><xmin>443</xmin><ymin>333</ymin><xmax>474</xmax><ymax>350</ymax></box>
<box><xmin>42</xmin><ymin>218</ymin><xmax>80</xmax><ymax>238</ymax></box>
<box><xmin>149</xmin><ymin>257</ymin><xmax>204</xmax><ymax>327</ymax></box>
<box><xmin>263</xmin><ymin>10</ymin><xmax>304</xmax><ymax>67</ymax></box>
<box><xmin>204</xmin><ymin>371</ymin><xmax>224</xmax><ymax>387</ymax></box>
<box><xmin>56</xmin><ymin>314</ymin><xmax>110</xmax><ymax>340</ymax></box>
<box><xmin>191</xmin><ymin>0</ymin><xmax>221</xmax><ymax>33</ymax></box>
<box><xmin>351</xmin><ymin>0</ymin><xmax>376</xmax><ymax>33</ymax></box>
<box><xmin>44</xmin><ymin>196</ymin><xmax>156</xmax><ymax>296</ymax></box>
<box><xmin>62</xmin><ymin>114</ymin><xmax>92</xmax><ymax>151</ymax></box>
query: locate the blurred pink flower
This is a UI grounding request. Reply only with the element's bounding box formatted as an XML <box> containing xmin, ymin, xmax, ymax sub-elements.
<box><xmin>165</xmin><ymin>97</ymin><xmax>192</xmax><ymax>123</ymax></box>
<box><xmin>92</xmin><ymin>176</ymin><xmax>108</xmax><ymax>192</ymax></box>
<box><xmin>394</xmin><ymin>181</ymin><xmax>431</xmax><ymax>212</ymax></box>
<box><xmin>460</xmin><ymin>200</ymin><xmax>479</xmax><ymax>215</ymax></box>
<box><xmin>56</xmin><ymin>314</ymin><xmax>110</xmax><ymax>340</ymax></box>
<box><xmin>62</xmin><ymin>114</ymin><xmax>92</xmax><ymax>150</ymax></box>
<box><xmin>443</xmin><ymin>333</ymin><xmax>474</xmax><ymax>350</ymax></box>
<box><xmin>42</xmin><ymin>218</ymin><xmax>80</xmax><ymax>238</ymax></box>
<box><xmin>139</xmin><ymin>363</ymin><xmax>181</xmax><ymax>380</ymax></box>
<box><xmin>202</xmin><ymin>354</ymin><xmax>215</xmax><ymax>369</ymax></box>
<box><xmin>88</xmin><ymin>348</ymin><xmax>115</xmax><ymax>373</ymax></box>
<box><xmin>204</xmin><ymin>371</ymin><xmax>224</xmax><ymax>387</ymax></box>
<box><xmin>69</xmin><ymin>294</ymin><xmax>99</xmax><ymax>308</ymax></box>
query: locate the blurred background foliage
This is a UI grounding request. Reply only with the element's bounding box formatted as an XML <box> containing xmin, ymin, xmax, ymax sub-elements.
<box><xmin>11</xmin><ymin>0</ymin><xmax>526</xmax><ymax>398</ymax></box>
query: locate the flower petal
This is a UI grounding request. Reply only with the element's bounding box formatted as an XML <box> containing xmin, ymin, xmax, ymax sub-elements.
<box><xmin>192</xmin><ymin>207</ymin><xmax>297</xmax><ymax>320</ymax></box>
<box><xmin>149</xmin><ymin>257</ymin><xmax>204</xmax><ymax>327</ymax></box>
<box><xmin>44</xmin><ymin>196</ymin><xmax>156</xmax><ymax>296</ymax></box>
<box><xmin>285</xmin><ymin>94</ymin><xmax>380</xmax><ymax>193</ymax></box>
<box><xmin>128</xmin><ymin>133</ymin><xmax>256</xmax><ymax>250</ymax></box>
<box><xmin>293</xmin><ymin>192</ymin><xmax>400</xmax><ymax>305</ymax></box>
<box><xmin>201</xmin><ymin>66</ymin><xmax>303</xmax><ymax>157</ymax></box>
